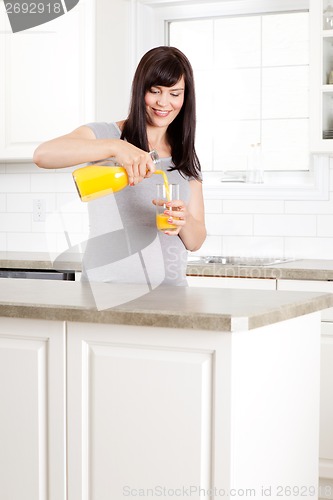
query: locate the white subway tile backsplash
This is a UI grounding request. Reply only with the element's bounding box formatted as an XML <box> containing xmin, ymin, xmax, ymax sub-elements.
<box><xmin>222</xmin><ymin>236</ymin><xmax>284</xmax><ymax>258</ymax></box>
<box><xmin>191</xmin><ymin>235</ymin><xmax>223</xmax><ymax>257</ymax></box>
<box><xmin>7</xmin><ymin>193</ymin><xmax>56</xmax><ymax>213</ymax></box>
<box><xmin>56</xmin><ymin>193</ymin><xmax>88</xmax><ymax>213</ymax></box>
<box><xmin>223</xmin><ymin>199</ymin><xmax>284</xmax><ymax>214</ymax></box>
<box><xmin>204</xmin><ymin>199</ymin><xmax>223</xmax><ymax>214</ymax></box>
<box><xmin>0</xmin><ymin>174</ymin><xmax>30</xmax><ymax>192</ymax></box>
<box><xmin>31</xmin><ymin>172</ymin><xmax>76</xmax><ymax>193</ymax></box>
<box><xmin>317</xmin><ymin>215</ymin><xmax>333</xmax><ymax>237</ymax></box>
<box><xmin>41</xmin><ymin>212</ymin><xmax>85</xmax><ymax>234</ymax></box>
<box><xmin>254</xmin><ymin>214</ymin><xmax>316</xmax><ymax>236</ymax></box>
<box><xmin>284</xmin><ymin>237</ymin><xmax>333</xmax><ymax>259</ymax></box>
<box><xmin>5</xmin><ymin>163</ymin><xmax>49</xmax><ymax>174</ymax></box>
<box><xmin>3</xmin><ymin>161</ymin><xmax>333</xmax><ymax>260</ymax></box>
<box><xmin>205</xmin><ymin>213</ymin><xmax>253</xmax><ymax>236</ymax></box>
<box><xmin>0</xmin><ymin>233</ymin><xmax>6</xmax><ymax>251</ymax></box>
<box><xmin>0</xmin><ymin>213</ymin><xmax>31</xmax><ymax>232</ymax></box>
<box><xmin>33</xmin><ymin>214</ymin><xmax>86</xmax><ymax>235</ymax></box>
<box><xmin>0</xmin><ymin>194</ymin><xmax>5</xmax><ymax>212</ymax></box>
<box><xmin>285</xmin><ymin>199</ymin><xmax>333</xmax><ymax>214</ymax></box>
<box><xmin>56</xmin><ymin>232</ymin><xmax>89</xmax><ymax>252</ymax></box>
<box><xmin>7</xmin><ymin>232</ymin><xmax>57</xmax><ymax>252</ymax></box>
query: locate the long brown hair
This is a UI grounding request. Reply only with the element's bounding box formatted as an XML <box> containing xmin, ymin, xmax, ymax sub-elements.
<box><xmin>121</xmin><ymin>46</ymin><xmax>202</xmax><ymax>180</ymax></box>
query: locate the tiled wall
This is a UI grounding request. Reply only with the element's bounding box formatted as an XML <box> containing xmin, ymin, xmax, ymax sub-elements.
<box><xmin>1</xmin><ymin>161</ymin><xmax>333</xmax><ymax>259</ymax></box>
<box><xmin>200</xmin><ymin>163</ymin><xmax>333</xmax><ymax>259</ymax></box>
<box><xmin>0</xmin><ymin>163</ymin><xmax>89</xmax><ymax>254</ymax></box>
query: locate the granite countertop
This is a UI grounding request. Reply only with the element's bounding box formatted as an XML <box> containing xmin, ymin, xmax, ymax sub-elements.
<box><xmin>186</xmin><ymin>258</ymin><xmax>333</xmax><ymax>281</ymax></box>
<box><xmin>0</xmin><ymin>278</ymin><xmax>332</xmax><ymax>332</ymax></box>
<box><xmin>0</xmin><ymin>251</ymin><xmax>82</xmax><ymax>272</ymax></box>
<box><xmin>2</xmin><ymin>251</ymin><xmax>333</xmax><ymax>281</ymax></box>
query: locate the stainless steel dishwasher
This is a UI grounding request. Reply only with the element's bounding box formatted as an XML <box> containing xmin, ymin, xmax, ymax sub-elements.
<box><xmin>0</xmin><ymin>269</ymin><xmax>76</xmax><ymax>280</ymax></box>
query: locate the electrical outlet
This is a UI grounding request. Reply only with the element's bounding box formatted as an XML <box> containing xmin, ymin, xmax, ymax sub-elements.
<box><xmin>33</xmin><ymin>199</ymin><xmax>46</xmax><ymax>222</ymax></box>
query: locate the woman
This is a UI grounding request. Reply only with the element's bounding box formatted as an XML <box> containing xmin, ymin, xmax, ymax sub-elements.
<box><xmin>33</xmin><ymin>46</ymin><xmax>206</xmax><ymax>286</ymax></box>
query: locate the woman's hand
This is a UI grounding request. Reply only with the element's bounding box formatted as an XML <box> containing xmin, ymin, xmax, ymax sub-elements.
<box><xmin>114</xmin><ymin>141</ymin><xmax>155</xmax><ymax>186</ymax></box>
<box><xmin>164</xmin><ymin>199</ymin><xmax>187</xmax><ymax>235</ymax></box>
<box><xmin>152</xmin><ymin>199</ymin><xmax>187</xmax><ymax>236</ymax></box>
<box><xmin>152</xmin><ymin>180</ymin><xmax>206</xmax><ymax>250</ymax></box>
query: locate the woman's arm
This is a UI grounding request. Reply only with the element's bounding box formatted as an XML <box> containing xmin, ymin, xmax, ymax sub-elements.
<box><xmin>178</xmin><ymin>179</ymin><xmax>206</xmax><ymax>251</ymax></box>
<box><xmin>33</xmin><ymin>125</ymin><xmax>155</xmax><ymax>185</ymax></box>
<box><xmin>33</xmin><ymin>125</ymin><xmax>116</xmax><ymax>169</ymax></box>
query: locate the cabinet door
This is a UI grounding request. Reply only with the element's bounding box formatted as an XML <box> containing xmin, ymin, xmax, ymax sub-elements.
<box><xmin>309</xmin><ymin>0</ymin><xmax>333</xmax><ymax>152</ymax></box>
<box><xmin>0</xmin><ymin>317</ymin><xmax>66</xmax><ymax>500</ymax></box>
<box><xmin>187</xmin><ymin>275</ymin><xmax>276</xmax><ymax>289</ymax></box>
<box><xmin>67</xmin><ymin>322</ymin><xmax>232</xmax><ymax>500</ymax></box>
<box><xmin>0</xmin><ymin>0</ymin><xmax>94</xmax><ymax>160</ymax></box>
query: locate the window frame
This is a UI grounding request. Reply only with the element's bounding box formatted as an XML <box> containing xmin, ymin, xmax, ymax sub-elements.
<box><xmin>131</xmin><ymin>0</ymin><xmax>330</xmax><ymax>200</ymax></box>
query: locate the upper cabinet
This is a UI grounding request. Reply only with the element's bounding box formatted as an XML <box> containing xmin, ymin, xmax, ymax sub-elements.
<box><xmin>0</xmin><ymin>0</ymin><xmax>95</xmax><ymax>161</ymax></box>
<box><xmin>310</xmin><ymin>0</ymin><xmax>333</xmax><ymax>152</ymax></box>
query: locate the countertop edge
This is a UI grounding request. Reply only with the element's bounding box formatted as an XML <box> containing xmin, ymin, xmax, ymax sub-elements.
<box><xmin>0</xmin><ymin>290</ymin><xmax>332</xmax><ymax>332</ymax></box>
<box><xmin>186</xmin><ymin>264</ymin><xmax>333</xmax><ymax>281</ymax></box>
<box><xmin>0</xmin><ymin>304</ymin><xmax>232</xmax><ymax>332</ymax></box>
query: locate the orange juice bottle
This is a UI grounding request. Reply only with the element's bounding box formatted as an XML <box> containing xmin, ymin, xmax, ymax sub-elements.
<box><xmin>72</xmin><ymin>150</ymin><xmax>160</xmax><ymax>202</ymax></box>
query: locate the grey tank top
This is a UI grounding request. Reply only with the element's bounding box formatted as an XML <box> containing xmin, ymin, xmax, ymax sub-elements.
<box><xmin>81</xmin><ymin>122</ymin><xmax>191</xmax><ymax>287</ymax></box>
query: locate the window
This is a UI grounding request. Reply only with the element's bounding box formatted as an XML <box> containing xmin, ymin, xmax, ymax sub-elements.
<box><xmin>133</xmin><ymin>0</ymin><xmax>329</xmax><ymax>200</ymax></box>
<box><xmin>168</xmin><ymin>10</ymin><xmax>310</xmax><ymax>173</ymax></box>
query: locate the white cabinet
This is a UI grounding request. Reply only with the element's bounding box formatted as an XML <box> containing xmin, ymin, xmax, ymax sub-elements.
<box><xmin>0</xmin><ymin>1</ymin><xmax>94</xmax><ymax>160</ymax></box>
<box><xmin>277</xmin><ymin>278</ymin><xmax>333</xmax><ymax>487</ymax></box>
<box><xmin>67</xmin><ymin>321</ymin><xmax>219</xmax><ymax>499</ymax></box>
<box><xmin>66</xmin><ymin>316</ymin><xmax>321</xmax><ymax>499</ymax></box>
<box><xmin>187</xmin><ymin>275</ymin><xmax>276</xmax><ymax>290</ymax></box>
<box><xmin>310</xmin><ymin>0</ymin><xmax>333</xmax><ymax>152</ymax></box>
<box><xmin>0</xmin><ymin>317</ymin><xmax>66</xmax><ymax>500</ymax></box>
<box><xmin>0</xmin><ymin>310</ymin><xmax>324</xmax><ymax>499</ymax></box>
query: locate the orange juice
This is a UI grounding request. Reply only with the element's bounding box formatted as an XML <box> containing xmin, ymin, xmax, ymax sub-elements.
<box><xmin>154</xmin><ymin>169</ymin><xmax>171</xmax><ymax>201</ymax></box>
<box><xmin>156</xmin><ymin>213</ymin><xmax>178</xmax><ymax>231</ymax></box>
<box><xmin>155</xmin><ymin>182</ymin><xmax>179</xmax><ymax>232</ymax></box>
<box><xmin>72</xmin><ymin>165</ymin><xmax>128</xmax><ymax>202</ymax></box>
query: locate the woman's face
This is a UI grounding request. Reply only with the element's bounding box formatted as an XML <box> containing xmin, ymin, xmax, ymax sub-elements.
<box><xmin>144</xmin><ymin>76</ymin><xmax>185</xmax><ymax>128</ymax></box>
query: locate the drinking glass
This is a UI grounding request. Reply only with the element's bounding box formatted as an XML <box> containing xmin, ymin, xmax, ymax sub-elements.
<box><xmin>156</xmin><ymin>183</ymin><xmax>180</xmax><ymax>233</ymax></box>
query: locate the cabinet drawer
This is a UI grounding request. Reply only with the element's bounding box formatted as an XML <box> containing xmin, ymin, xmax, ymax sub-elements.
<box><xmin>277</xmin><ymin>279</ymin><xmax>333</xmax><ymax>321</ymax></box>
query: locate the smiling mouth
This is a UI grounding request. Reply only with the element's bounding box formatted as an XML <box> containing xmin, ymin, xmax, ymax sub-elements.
<box><xmin>153</xmin><ymin>109</ymin><xmax>171</xmax><ymax>117</ymax></box>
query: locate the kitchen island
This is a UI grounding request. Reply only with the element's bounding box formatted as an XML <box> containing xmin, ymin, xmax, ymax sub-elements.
<box><xmin>0</xmin><ymin>278</ymin><xmax>332</xmax><ymax>499</ymax></box>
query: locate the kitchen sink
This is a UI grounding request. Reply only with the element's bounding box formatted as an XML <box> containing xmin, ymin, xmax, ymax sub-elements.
<box><xmin>189</xmin><ymin>256</ymin><xmax>295</xmax><ymax>267</ymax></box>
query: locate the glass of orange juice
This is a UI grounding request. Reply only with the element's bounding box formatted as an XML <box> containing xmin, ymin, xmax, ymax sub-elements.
<box><xmin>156</xmin><ymin>183</ymin><xmax>180</xmax><ymax>233</ymax></box>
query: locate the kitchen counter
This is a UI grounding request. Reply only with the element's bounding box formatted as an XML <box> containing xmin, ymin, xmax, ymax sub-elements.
<box><xmin>2</xmin><ymin>251</ymin><xmax>333</xmax><ymax>281</ymax></box>
<box><xmin>0</xmin><ymin>277</ymin><xmax>332</xmax><ymax>331</ymax></box>
<box><xmin>0</xmin><ymin>273</ymin><xmax>329</xmax><ymax>497</ymax></box>
<box><xmin>187</xmin><ymin>258</ymin><xmax>333</xmax><ymax>280</ymax></box>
